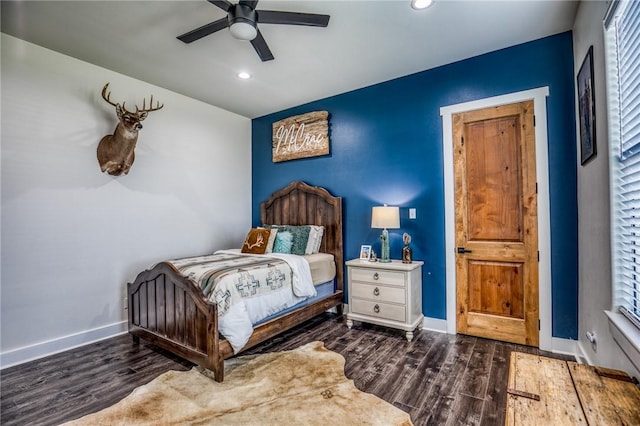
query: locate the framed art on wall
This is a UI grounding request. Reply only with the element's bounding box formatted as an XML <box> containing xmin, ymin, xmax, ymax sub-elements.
<box><xmin>577</xmin><ymin>45</ymin><xmax>596</xmax><ymax>165</ymax></box>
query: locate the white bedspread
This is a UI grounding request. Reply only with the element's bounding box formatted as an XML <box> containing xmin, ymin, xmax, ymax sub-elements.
<box><xmin>216</xmin><ymin>249</ymin><xmax>316</xmax><ymax>297</ymax></box>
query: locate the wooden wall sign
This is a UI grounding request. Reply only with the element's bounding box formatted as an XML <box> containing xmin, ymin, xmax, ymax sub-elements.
<box><xmin>272</xmin><ymin>111</ymin><xmax>329</xmax><ymax>162</ymax></box>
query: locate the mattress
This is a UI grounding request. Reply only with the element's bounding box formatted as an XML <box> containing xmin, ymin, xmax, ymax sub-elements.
<box><xmin>304</xmin><ymin>252</ymin><xmax>336</xmax><ymax>285</ymax></box>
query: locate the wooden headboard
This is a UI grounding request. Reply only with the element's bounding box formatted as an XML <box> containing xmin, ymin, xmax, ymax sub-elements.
<box><xmin>260</xmin><ymin>181</ymin><xmax>344</xmax><ymax>292</ymax></box>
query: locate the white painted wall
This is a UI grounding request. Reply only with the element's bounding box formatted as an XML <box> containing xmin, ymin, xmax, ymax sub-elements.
<box><xmin>572</xmin><ymin>2</ymin><xmax>639</xmax><ymax>377</ymax></box>
<box><xmin>0</xmin><ymin>35</ymin><xmax>252</xmax><ymax>367</ymax></box>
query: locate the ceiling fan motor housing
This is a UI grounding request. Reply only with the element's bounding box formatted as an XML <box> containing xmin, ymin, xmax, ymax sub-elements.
<box><xmin>228</xmin><ymin>4</ymin><xmax>258</xmax><ymax>40</ymax></box>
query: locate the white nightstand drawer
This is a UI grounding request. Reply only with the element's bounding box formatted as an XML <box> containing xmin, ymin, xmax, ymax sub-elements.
<box><xmin>351</xmin><ymin>299</ymin><xmax>406</xmax><ymax>322</ymax></box>
<box><xmin>351</xmin><ymin>282</ymin><xmax>405</xmax><ymax>304</ymax></box>
<box><xmin>350</xmin><ymin>267</ymin><xmax>405</xmax><ymax>287</ymax></box>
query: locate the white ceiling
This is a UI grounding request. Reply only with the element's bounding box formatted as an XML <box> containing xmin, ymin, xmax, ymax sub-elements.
<box><xmin>1</xmin><ymin>0</ymin><xmax>579</xmax><ymax>119</ymax></box>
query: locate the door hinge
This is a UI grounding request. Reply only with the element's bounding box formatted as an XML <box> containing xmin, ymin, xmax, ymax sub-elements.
<box><xmin>536</xmin><ymin>182</ymin><xmax>538</xmax><ymax>194</ymax></box>
<box><xmin>538</xmin><ymin>319</ymin><xmax>541</xmax><ymax>330</ymax></box>
<box><xmin>537</xmin><ymin>251</ymin><xmax>540</xmax><ymax>262</ymax></box>
<box><xmin>533</xmin><ymin>115</ymin><xmax>536</xmax><ymax>127</ymax></box>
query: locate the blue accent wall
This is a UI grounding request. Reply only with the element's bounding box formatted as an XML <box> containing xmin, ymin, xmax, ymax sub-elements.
<box><xmin>251</xmin><ymin>32</ymin><xmax>578</xmax><ymax>339</ymax></box>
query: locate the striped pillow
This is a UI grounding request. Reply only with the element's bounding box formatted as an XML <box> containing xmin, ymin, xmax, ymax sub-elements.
<box><xmin>305</xmin><ymin>225</ymin><xmax>325</xmax><ymax>254</ymax></box>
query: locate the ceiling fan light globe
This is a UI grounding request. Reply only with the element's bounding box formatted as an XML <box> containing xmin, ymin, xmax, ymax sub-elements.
<box><xmin>411</xmin><ymin>0</ymin><xmax>433</xmax><ymax>10</ymax></box>
<box><xmin>230</xmin><ymin>22</ymin><xmax>257</xmax><ymax>40</ymax></box>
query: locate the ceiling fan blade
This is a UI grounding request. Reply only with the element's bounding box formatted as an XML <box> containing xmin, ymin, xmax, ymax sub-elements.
<box><xmin>177</xmin><ymin>18</ymin><xmax>229</xmax><ymax>44</ymax></box>
<box><xmin>239</xmin><ymin>0</ymin><xmax>259</xmax><ymax>10</ymax></box>
<box><xmin>207</xmin><ymin>0</ymin><xmax>233</xmax><ymax>12</ymax></box>
<box><xmin>250</xmin><ymin>29</ymin><xmax>274</xmax><ymax>62</ymax></box>
<box><xmin>257</xmin><ymin>10</ymin><xmax>330</xmax><ymax>27</ymax></box>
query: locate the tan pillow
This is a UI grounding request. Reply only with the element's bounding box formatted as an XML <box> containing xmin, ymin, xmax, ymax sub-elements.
<box><xmin>264</xmin><ymin>228</ymin><xmax>278</xmax><ymax>253</ymax></box>
<box><xmin>241</xmin><ymin>228</ymin><xmax>271</xmax><ymax>254</ymax></box>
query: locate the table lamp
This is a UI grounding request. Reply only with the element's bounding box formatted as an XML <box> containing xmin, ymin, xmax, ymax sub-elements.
<box><xmin>371</xmin><ymin>205</ymin><xmax>400</xmax><ymax>262</ymax></box>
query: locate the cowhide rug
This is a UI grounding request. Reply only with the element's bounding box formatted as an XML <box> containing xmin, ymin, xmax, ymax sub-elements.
<box><xmin>64</xmin><ymin>341</ymin><xmax>413</xmax><ymax>425</ymax></box>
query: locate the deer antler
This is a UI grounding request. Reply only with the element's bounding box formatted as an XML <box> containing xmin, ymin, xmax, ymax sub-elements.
<box><xmin>136</xmin><ymin>94</ymin><xmax>164</xmax><ymax>113</ymax></box>
<box><xmin>101</xmin><ymin>83</ymin><xmax>119</xmax><ymax>108</ymax></box>
<box><xmin>101</xmin><ymin>83</ymin><xmax>163</xmax><ymax>114</ymax></box>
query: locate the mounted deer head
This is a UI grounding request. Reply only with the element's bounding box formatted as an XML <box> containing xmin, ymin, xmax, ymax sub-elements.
<box><xmin>97</xmin><ymin>83</ymin><xmax>163</xmax><ymax>176</ymax></box>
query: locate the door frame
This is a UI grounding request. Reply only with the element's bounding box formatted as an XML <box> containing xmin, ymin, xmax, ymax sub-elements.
<box><xmin>440</xmin><ymin>87</ymin><xmax>552</xmax><ymax>350</ymax></box>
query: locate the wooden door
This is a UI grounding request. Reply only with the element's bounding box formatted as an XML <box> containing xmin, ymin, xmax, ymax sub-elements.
<box><xmin>453</xmin><ymin>100</ymin><xmax>539</xmax><ymax>346</ymax></box>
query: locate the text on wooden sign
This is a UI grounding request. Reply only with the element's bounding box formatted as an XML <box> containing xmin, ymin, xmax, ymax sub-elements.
<box><xmin>272</xmin><ymin>111</ymin><xmax>330</xmax><ymax>162</ymax></box>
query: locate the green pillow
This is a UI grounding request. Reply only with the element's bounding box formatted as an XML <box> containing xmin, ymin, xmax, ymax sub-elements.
<box><xmin>280</xmin><ymin>226</ymin><xmax>311</xmax><ymax>255</ymax></box>
<box><xmin>273</xmin><ymin>231</ymin><xmax>293</xmax><ymax>254</ymax></box>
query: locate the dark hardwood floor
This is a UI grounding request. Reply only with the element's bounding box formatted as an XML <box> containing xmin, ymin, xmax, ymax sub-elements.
<box><xmin>1</xmin><ymin>313</ymin><xmax>573</xmax><ymax>425</ymax></box>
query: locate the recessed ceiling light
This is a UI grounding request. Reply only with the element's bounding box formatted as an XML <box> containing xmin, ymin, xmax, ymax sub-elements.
<box><xmin>237</xmin><ymin>71</ymin><xmax>252</xmax><ymax>80</ymax></box>
<box><xmin>411</xmin><ymin>0</ymin><xmax>434</xmax><ymax>10</ymax></box>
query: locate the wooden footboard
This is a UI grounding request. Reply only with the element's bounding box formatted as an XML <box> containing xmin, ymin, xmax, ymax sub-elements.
<box><xmin>127</xmin><ymin>262</ymin><xmax>223</xmax><ymax>380</ymax></box>
<box><xmin>128</xmin><ymin>262</ymin><xmax>344</xmax><ymax>382</ymax></box>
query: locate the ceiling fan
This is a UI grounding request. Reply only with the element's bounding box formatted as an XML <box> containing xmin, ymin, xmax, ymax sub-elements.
<box><xmin>177</xmin><ymin>0</ymin><xmax>330</xmax><ymax>62</ymax></box>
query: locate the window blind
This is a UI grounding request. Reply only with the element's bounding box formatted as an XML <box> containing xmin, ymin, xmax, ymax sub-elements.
<box><xmin>617</xmin><ymin>0</ymin><xmax>640</xmax><ymax>160</ymax></box>
<box><xmin>608</xmin><ymin>0</ymin><xmax>640</xmax><ymax>330</ymax></box>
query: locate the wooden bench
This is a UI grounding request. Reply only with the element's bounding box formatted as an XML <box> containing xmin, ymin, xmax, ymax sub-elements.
<box><xmin>506</xmin><ymin>352</ymin><xmax>640</xmax><ymax>425</ymax></box>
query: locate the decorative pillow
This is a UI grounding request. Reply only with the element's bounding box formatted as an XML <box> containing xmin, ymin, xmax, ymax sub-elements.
<box><xmin>305</xmin><ymin>225</ymin><xmax>325</xmax><ymax>254</ymax></box>
<box><xmin>263</xmin><ymin>227</ymin><xmax>278</xmax><ymax>253</ymax></box>
<box><xmin>281</xmin><ymin>226</ymin><xmax>311</xmax><ymax>255</ymax></box>
<box><xmin>272</xmin><ymin>231</ymin><xmax>293</xmax><ymax>254</ymax></box>
<box><xmin>241</xmin><ymin>228</ymin><xmax>271</xmax><ymax>254</ymax></box>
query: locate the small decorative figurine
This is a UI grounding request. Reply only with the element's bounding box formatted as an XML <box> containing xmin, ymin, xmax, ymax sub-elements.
<box><xmin>402</xmin><ymin>232</ymin><xmax>413</xmax><ymax>264</ymax></box>
<box><xmin>370</xmin><ymin>250</ymin><xmax>378</xmax><ymax>262</ymax></box>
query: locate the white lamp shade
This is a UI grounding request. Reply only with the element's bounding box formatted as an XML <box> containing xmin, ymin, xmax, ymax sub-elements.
<box><xmin>371</xmin><ymin>206</ymin><xmax>400</xmax><ymax>229</ymax></box>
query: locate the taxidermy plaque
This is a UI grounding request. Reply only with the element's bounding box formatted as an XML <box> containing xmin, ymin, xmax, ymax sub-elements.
<box><xmin>272</xmin><ymin>111</ymin><xmax>329</xmax><ymax>162</ymax></box>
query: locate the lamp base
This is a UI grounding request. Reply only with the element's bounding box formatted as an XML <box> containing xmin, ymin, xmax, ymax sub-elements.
<box><xmin>380</xmin><ymin>228</ymin><xmax>391</xmax><ymax>262</ymax></box>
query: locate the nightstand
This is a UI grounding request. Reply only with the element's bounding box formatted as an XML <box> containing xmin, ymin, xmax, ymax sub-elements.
<box><xmin>346</xmin><ymin>259</ymin><xmax>424</xmax><ymax>341</ymax></box>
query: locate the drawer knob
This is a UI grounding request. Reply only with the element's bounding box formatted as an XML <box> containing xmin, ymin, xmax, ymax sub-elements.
<box><xmin>373</xmin><ymin>272</ymin><xmax>379</xmax><ymax>280</ymax></box>
<box><xmin>373</xmin><ymin>287</ymin><xmax>380</xmax><ymax>296</ymax></box>
<box><xmin>374</xmin><ymin>304</ymin><xmax>380</xmax><ymax>313</ymax></box>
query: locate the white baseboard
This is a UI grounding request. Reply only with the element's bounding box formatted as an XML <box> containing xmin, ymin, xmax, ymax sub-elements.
<box><xmin>2</xmin><ymin>315</ymin><xmax>576</xmax><ymax>370</ymax></box>
<box><xmin>0</xmin><ymin>321</ymin><xmax>127</xmax><ymax>370</ymax></box>
<box><xmin>575</xmin><ymin>340</ymin><xmax>593</xmax><ymax>365</ymax></box>
<box><xmin>550</xmin><ymin>337</ymin><xmax>578</xmax><ymax>360</ymax></box>
<box><xmin>422</xmin><ymin>317</ymin><xmax>448</xmax><ymax>333</ymax></box>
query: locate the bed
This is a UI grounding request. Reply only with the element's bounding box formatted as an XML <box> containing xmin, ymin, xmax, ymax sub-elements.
<box><xmin>127</xmin><ymin>181</ymin><xmax>344</xmax><ymax>382</ymax></box>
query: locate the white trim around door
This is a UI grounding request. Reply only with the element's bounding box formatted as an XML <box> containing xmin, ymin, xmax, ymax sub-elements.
<box><xmin>440</xmin><ymin>87</ymin><xmax>553</xmax><ymax>351</ymax></box>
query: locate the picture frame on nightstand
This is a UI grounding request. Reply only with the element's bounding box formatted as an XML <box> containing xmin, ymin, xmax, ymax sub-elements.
<box><xmin>359</xmin><ymin>245</ymin><xmax>372</xmax><ymax>260</ymax></box>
